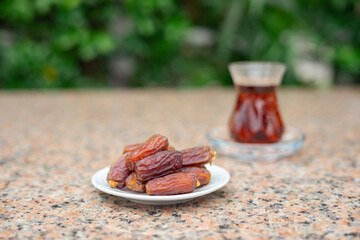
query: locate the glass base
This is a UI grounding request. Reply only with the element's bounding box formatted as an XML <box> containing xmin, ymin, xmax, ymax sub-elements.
<box><xmin>206</xmin><ymin>126</ymin><xmax>305</xmax><ymax>162</ymax></box>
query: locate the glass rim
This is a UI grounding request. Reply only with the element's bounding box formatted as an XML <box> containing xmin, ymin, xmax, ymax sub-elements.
<box><xmin>228</xmin><ymin>61</ymin><xmax>286</xmax><ymax>70</ymax></box>
<box><xmin>228</xmin><ymin>61</ymin><xmax>286</xmax><ymax>86</ymax></box>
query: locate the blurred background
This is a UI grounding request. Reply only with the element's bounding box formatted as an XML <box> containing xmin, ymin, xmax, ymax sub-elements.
<box><xmin>0</xmin><ymin>0</ymin><xmax>359</xmax><ymax>89</ymax></box>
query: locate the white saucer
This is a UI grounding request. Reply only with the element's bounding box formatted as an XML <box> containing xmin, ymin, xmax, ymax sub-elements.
<box><xmin>91</xmin><ymin>164</ymin><xmax>230</xmax><ymax>205</ymax></box>
<box><xmin>207</xmin><ymin>126</ymin><xmax>305</xmax><ymax>162</ymax></box>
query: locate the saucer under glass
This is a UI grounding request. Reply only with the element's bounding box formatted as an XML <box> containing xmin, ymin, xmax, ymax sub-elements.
<box><xmin>206</xmin><ymin>126</ymin><xmax>305</xmax><ymax>162</ymax></box>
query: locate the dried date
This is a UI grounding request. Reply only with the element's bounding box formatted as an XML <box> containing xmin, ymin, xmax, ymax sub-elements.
<box><xmin>135</xmin><ymin>150</ymin><xmax>182</xmax><ymax>181</ymax></box>
<box><xmin>181</xmin><ymin>146</ymin><xmax>216</xmax><ymax>167</ymax></box>
<box><xmin>146</xmin><ymin>172</ymin><xmax>199</xmax><ymax>196</ymax></box>
<box><xmin>124</xmin><ymin>142</ymin><xmax>175</xmax><ymax>154</ymax></box>
<box><xmin>123</xmin><ymin>143</ymin><xmax>143</xmax><ymax>154</ymax></box>
<box><xmin>126</xmin><ymin>134</ymin><xmax>169</xmax><ymax>170</ymax></box>
<box><xmin>125</xmin><ymin>172</ymin><xmax>145</xmax><ymax>193</ymax></box>
<box><xmin>107</xmin><ymin>153</ymin><xmax>132</xmax><ymax>189</ymax></box>
<box><xmin>179</xmin><ymin>166</ymin><xmax>211</xmax><ymax>187</ymax></box>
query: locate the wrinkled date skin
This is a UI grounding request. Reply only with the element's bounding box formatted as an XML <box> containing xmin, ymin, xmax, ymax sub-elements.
<box><xmin>107</xmin><ymin>153</ymin><xmax>132</xmax><ymax>189</ymax></box>
<box><xmin>126</xmin><ymin>134</ymin><xmax>169</xmax><ymax>170</ymax></box>
<box><xmin>135</xmin><ymin>150</ymin><xmax>183</xmax><ymax>181</ymax></box>
<box><xmin>125</xmin><ymin>172</ymin><xmax>145</xmax><ymax>193</ymax></box>
<box><xmin>146</xmin><ymin>172</ymin><xmax>199</xmax><ymax>196</ymax></box>
<box><xmin>123</xmin><ymin>143</ymin><xmax>143</xmax><ymax>154</ymax></box>
<box><xmin>179</xmin><ymin>166</ymin><xmax>211</xmax><ymax>187</ymax></box>
<box><xmin>124</xmin><ymin>143</ymin><xmax>175</xmax><ymax>154</ymax></box>
<box><xmin>181</xmin><ymin>146</ymin><xmax>216</xmax><ymax>167</ymax></box>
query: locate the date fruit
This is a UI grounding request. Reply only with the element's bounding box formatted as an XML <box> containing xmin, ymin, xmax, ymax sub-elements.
<box><xmin>181</xmin><ymin>146</ymin><xmax>216</xmax><ymax>167</ymax></box>
<box><xmin>124</xmin><ymin>143</ymin><xmax>175</xmax><ymax>154</ymax></box>
<box><xmin>135</xmin><ymin>150</ymin><xmax>182</xmax><ymax>181</ymax></box>
<box><xmin>125</xmin><ymin>172</ymin><xmax>145</xmax><ymax>193</ymax></box>
<box><xmin>179</xmin><ymin>166</ymin><xmax>211</xmax><ymax>187</ymax></box>
<box><xmin>126</xmin><ymin>134</ymin><xmax>169</xmax><ymax>170</ymax></box>
<box><xmin>107</xmin><ymin>153</ymin><xmax>132</xmax><ymax>189</ymax></box>
<box><xmin>123</xmin><ymin>143</ymin><xmax>143</xmax><ymax>154</ymax></box>
<box><xmin>146</xmin><ymin>172</ymin><xmax>200</xmax><ymax>196</ymax></box>
<box><xmin>108</xmin><ymin>134</ymin><xmax>215</xmax><ymax>194</ymax></box>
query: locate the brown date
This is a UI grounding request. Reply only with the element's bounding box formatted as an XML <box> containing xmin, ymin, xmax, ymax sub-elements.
<box><xmin>179</xmin><ymin>166</ymin><xmax>211</xmax><ymax>187</ymax></box>
<box><xmin>125</xmin><ymin>172</ymin><xmax>145</xmax><ymax>193</ymax></box>
<box><xmin>126</xmin><ymin>134</ymin><xmax>169</xmax><ymax>170</ymax></box>
<box><xmin>135</xmin><ymin>150</ymin><xmax>182</xmax><ymax>181</ymax></box>
<box><xmin>107</xmin><ymin>153</ymin><xmax>132</xmax><ymax>189</ymax></box>
<box><xmin>123</xmin><ymin>143</ymin><xmax>142</xmax><ymax>154</ymax></box>
<box><xmin>124</xmin><ymin>142</ymin><xmax>175</xmax><ymax>154</ymax></box>
<box><xmin>146</xmin><ymin>172</ymin><xmax>200</xmax><ymax>196</ymax></box>
<box><xmin>181</xmin><ymin>146</ymin><xmax>216</xmax><ymax>167</ymax></box>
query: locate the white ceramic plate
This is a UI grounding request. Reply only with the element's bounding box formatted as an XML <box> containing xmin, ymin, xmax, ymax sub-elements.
<box><xmin>92</xmin><ymin>164</ymin><xmax>230</xmax><ymax>205</ymax></box>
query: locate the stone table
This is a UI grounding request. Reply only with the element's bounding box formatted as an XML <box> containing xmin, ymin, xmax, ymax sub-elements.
<box><xmin>0</xmin><ymin>88</ymin><xmax>359</xmax><ymax>239</ymax></box>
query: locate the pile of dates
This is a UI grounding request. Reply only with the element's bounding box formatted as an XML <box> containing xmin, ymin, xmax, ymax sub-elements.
<box><xmin>107</xmin><ymin>134</ymin><xmax>216</xmax><ymax>196</ymax></box>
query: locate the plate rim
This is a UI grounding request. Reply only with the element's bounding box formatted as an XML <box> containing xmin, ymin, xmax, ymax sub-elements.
<box><xmin>92</xmin><ymin>164</ymin><xmax>230</xmax><ymax>202</ymax></box>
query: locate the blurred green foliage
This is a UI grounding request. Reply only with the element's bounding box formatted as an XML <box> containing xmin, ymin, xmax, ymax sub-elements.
<box><xmin>0</xmin><ymin>0</ymin><xmax>359</xmax><ymax>88</ymax></box>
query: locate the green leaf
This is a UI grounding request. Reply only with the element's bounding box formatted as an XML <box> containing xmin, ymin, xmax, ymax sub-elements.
<box><xmin>0</xmin><ymin>0</ymin><xmax>34</xmax><ymax>21</ymax></box>
<box><xmin>91</xmin><ymin>32</ymin><xmax>115</xmax><ymax>54</ymax></box>
<box><xmin>61</xmin><ymin>0</ymin><xmax>82</xmax><ymax>9</ymax></box>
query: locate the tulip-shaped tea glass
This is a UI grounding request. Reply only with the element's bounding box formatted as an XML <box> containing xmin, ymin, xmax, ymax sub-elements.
<box><xmin>207</xmin><ymin>61</ymin><xmax>305</xmax><ymax>161</ymax></box>
<box><xmin>228</xmin><ymin>62</ymin><xmax>286</xmax><ymax>144</ymax></box>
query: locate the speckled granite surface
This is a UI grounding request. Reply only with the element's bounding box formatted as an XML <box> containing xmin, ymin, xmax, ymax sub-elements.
<box><xmin>0</xmin><ymin>88</ymin><xmax>359</xmax><ymax>239</ymax></box>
